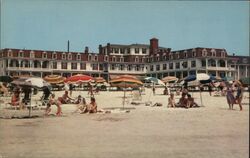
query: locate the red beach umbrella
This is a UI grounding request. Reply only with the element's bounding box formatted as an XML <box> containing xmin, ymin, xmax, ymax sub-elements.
<box><xmin>65</xmin><ymin>74</ymin><xmax>93</xmax><ymax>84</ymax></box>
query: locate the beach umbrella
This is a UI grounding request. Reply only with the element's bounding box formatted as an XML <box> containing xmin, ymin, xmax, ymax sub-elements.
<box><xmin>161</xmin><ymin>76</ymin><xmax>178</xmax><ymax>83</ymax></box>
<box><xmin>44</xmin><ymin>75</ymin><xmax>66</xmax><ymax>84</ymax></box>
<box><xmin>110</xmin><ymin>75</ymin><xmax>143</xmax><ymax>88</ymax></box>
<box><xmin>94</xmin><ymin>77</ymin><xmax>106</xmax><ymax>83</ymax></box>
<box><xmin>65</xmin><ymin>74</ymin><xmax>93</xmax><ymax>84</ymax></box>
<box><xmin>239</xmin><ymin>77</ymin><xmax>250</xmax><ymax>86</ymax></box>
<box><xmin>0</xmin><ymin>75</ymin><xmax>13</xmax><ymax>83</ymax></box>
<box><xmin>222</xmin><ymin>76</ymin><xmax>234</xmax><ymax>82</ymax></box>
<box><xmin>145</xmin><ymin>77</ymin><xmax>165</xmax><ymax>86</ymax></box>
<box><xmin>110</xmin><ymin>75</ymin><xmax>143</xmax><ymax>109</ymax></box>
<box><xmin>183</xmin><ymin>73</ymin><xmax>211</xmax><ymax>106</ymax></box>
<box><xmin>12</xmin><ymin>77</ymin><xmax>50</xmax><ymax>89</ymax></box>
<box><xmin>11</xmin><ymin>77</ymin><xmax>50</xmax><ymax>117</ymax></box>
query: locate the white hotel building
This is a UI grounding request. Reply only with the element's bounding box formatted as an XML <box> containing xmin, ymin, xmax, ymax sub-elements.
<box><xmin>0</xmin><ymin>38</ymin><xmax>249</xmax><ymax>81</ymax></box>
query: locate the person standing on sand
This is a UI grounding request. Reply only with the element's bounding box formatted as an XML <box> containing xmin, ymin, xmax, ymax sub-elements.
<box><xmin>167</xmin><ymin>93</ymin><xmax>176</xmax><ymax>108</ymax></box>
<box><xmin>234</xmin><ymin>82</ymin><xmax>243</xmax><ymax>111</ymax></box>
<box><xmin>226</xmin><ymin>84</ymin><xmax>235</xmax><ymax>110</ymax></box>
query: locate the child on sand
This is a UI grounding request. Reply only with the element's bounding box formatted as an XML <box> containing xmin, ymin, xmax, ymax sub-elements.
<box><xmin>167</xmin><ymin>93</ymin><xmax>176</xmax><ymax>108</ymax></box>
<box><xmin>45</xmin><ymin>93</ymin><xmax>62</xmax><ymax>116</ymax></box>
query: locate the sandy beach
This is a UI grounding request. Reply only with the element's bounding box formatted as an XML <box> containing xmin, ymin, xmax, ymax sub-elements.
<box><xmin>0</xmin><ymin>88</ymin><xmax>249</xmax><ymax>158</ymax></box>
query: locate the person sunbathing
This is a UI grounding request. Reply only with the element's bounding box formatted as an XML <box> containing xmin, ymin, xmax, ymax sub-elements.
<box><xmin>81</xmin><ymin>97</ymin><xmax>97</xmax><ymax>114</ymax></box>
<box><xmin>73</xmin><ymin>97</ymin><xmax>87</xmax><ymax>113</ymax></box>
<box><xmin>187</xmin><ymin>94</ymin><xmax>199</xmax><ymax>108</ymax></box>
<box><xmin>45</xmin><ymin>93</ymin><xmax>62</xmax><ymax>116</ymax></box>
<box><xmin>167</xmin><ymin>93</ymin><xmax>177</xmax><ymax>108</ymax></box>
<box><xmin>0</xmin><ymin>83</ymin><xmax>9</xmax><ymax>96</ymax></box>
<box><xmin>177</xmin><ymin>93</ymin><xmax>188</xmax><ymax>108</ymax></box>
<box><xmin>58</xmin><ymin>91</ymin><xmax>74</xmax><ymax>104</ymax></box>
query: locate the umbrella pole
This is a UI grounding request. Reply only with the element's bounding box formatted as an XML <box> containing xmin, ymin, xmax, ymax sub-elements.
<box><xmin>28</xmin><ymin>90</ymin><xmax>32</xmax><ymax>117</ymax></box>
<box><xmin>123</xmin><ymin>82</ymin><xmax>126</xmax><ymax>110</ymax></box>
<box><xmin>200</xmin><ymin>89</ymin><xmax>203</xmax><ymax>106</ymax></box>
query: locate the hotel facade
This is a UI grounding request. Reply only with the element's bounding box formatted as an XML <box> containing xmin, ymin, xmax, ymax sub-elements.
<box><xmin>0</xmin><ymin>38</ymin><xmax>249</xmax><ymax>81</ymax></box>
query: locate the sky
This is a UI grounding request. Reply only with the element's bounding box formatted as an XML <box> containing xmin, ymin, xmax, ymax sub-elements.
<box><xmin>1</xmin><ymin>0</ymin><xmax>249</xmax><ymax>56</ymax></box>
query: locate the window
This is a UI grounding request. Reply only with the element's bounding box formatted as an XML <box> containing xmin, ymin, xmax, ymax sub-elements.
<box><xmin>127</xmin><ymin>65</ymin><xmax>132</xmax><ymax>71</ymax></box>
<box><xmin>120</xmin><ymin>49</ymin><xmax>125</xmax><ymax>54</ymax></box>
<box><xmin>184</xmin><ymin>51</ymin><xmax>188</xmax><ymax>58</ymax></box>
<box><xmin>68</xmin><ymin>53</ymin><xmax>72</xmax><ymax>60</ymax></box>
<box><xmin>114</xmin><ymin>48</ymin><xmax>119</xmax><ymax>54</ymax></box>
<box><xmin>202</xmin><ymin>49</ymin><xmax>207</xmax><ymax>57</ymax></box>
<box><xmin>135</xmin><ymin>48</ymin><xmax>139</xmax><ymax>54</ymax></box>
<box><xmin>19</xmin><ymin>51</ymin><xmax>24</xmax><ymax>57</ymax></box>
<box><xmin>52</xmin><ymin>62</ymin><xmax>57</xmax><ymax>69</ymax></box>
<box><xmin>30</xmin><ymin>51</ymin><xmax>35</xmax><ymax>58</ymax></box>
<box><xmin>135</xmin><ymin>65</ymin><xmax>140</xmax><ymax>71</ymax></box>
<box><xmin>176</xmin><ymin>62</ymin><xmax>180</xmax><ymax>69</ymax></box>
<box><xmin>53</xmin><ymin>53</ymin><xmax>57</xmax><ymax>59</ymax></box>
<box><xmin>176</xmin><ymin>52</ymin><xmax>180</xmax><ymax>59</ymax></box>
<box><xmin>88</xmin><ymin>55</ymin><xmax>91</xmax><ymax>61</ymax></box>
<box><xmin>43</xmin><ymin>52</ymin><xmax>47</xmax><ymax>58</ymax></box>
<box><xmin>156</xmin><ymin>65</ymin><xmax>160</xmax><ymax>71</ymax></box>
<box><xmin>170</xmin><ymin>54</ymin><xmax>173</xmax><ymax>60</ymax></box>
<box><xmin>120</xmin><ymin>57</ymin><xmax>124</xmax><ymax>62</ymax></box>
<box><xmin>111</xmin><ymin>64</ymin><xmax>115</xmax><ymax>70</ymax></box>
<box><xmin>150</xmin><ymin>65</ymin><xmax>154</xmax><ymax>71</ymax></box>
<box><xmin>182</xmin><ymin>61</ymin><xmax>188</xmax><ymax>68</ymax></box>
<box><xmin>105</xmin><ymin>56</ymin><xmax>108</xmax><ymax>61</ymax></box>
<box><xmin>192</xmin><ymin>51</ymin><xmax>196</xmax><ymax>57</ymax></box>
<box><xmin>119</xmin><ymin>64</ymin><xmax>125</xmax><ymax>70</ymax></box>
<box><xmin>94</xmin><ymin>56</ymin><xmax>98</xmax><ymax>61</ymax></box>
<box><xmin>142</xmin><ymin>48</ymin><xmax>147</xmax><ymax>54</ymax></box>
<box><xmin>77</xmin><ymin>54</ymin><xmax>81</xmax><ymax>60</ymax></box>
<box><xmin>191</xmin><ymin>61</ymin><xmax>196</xmax><ymax>67</ymax></box>
<box><xmin>62</xmin><ymin>53</ymin><xmax>65</xmax><ymax>59</ymax></box>
<box><xmin>80</xmin><ymin>63</ymin><xmax>86</xmax><ymax>70</ymax></box>
<box><xmin>112</xmin><ymin>56</ymin><xmax>116</xmax><ymax>62</ymax></box>
<box><xmin>127</xmin><ymin>48</ymin><xmax>130</xmax><ymax>54</ymax></box>
<box><xmin>163</xmin><ymin>64</ymin><xmax>167</xmax><ymax>70</ymax></box>
<box><xmin>201</xmin><ymin>60</ymin><xmax>206</xmax><ymax>67</ymax></box>
<box><xmin>99</xmin><ymin>64</ymin><xmax>103</xmax><ymax>70</ymax></box>
<box><xmin>92</xmin><ymin>63</ymin><xmax>98</xmax><ymax>70</ymax></box>
<box><xmin>135</xmin><ymin>57</ymin><xmax>139</xmax><ymax>62</ymax></box>
<box><xmin>8</xmin><ymin>50</ymin><xmax>12</xmax><ymax>57</ymax></box>
<box><xmin>71</xmin><ymin>63</ymin><xmax>77</xmax><ymax>70</ymax></box>
<box><xmin>61</xmin><ymin>62</ymin><xmax>67</xmax><ymax>69</ymax></box>
<box><xmin>169</xmin><ymin>63</ymin><xmax>173</xmax><ymax>69</ymax></box>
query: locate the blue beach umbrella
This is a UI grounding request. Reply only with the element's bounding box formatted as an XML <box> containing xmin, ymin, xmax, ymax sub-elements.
<box><xmin>144</xmin><ymin>77</ymin><xmax>165</xmax><ymax>86</ymax></box>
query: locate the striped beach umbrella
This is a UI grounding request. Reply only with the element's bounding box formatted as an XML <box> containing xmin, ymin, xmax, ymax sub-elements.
<box><xmin>64</xmin><ymin>74</ymin><xmax>93</xmax><ymax>84</ymax></box>
<box><xmin>109</xmin><ymin>75</ymin><xmax>143</xmax><ymax>88</ymax></box>
<box><xmin>161</xmin><ymin>76</ymin><xmax>178</xmax><ymax>83</ymax></box>
<box><xmin>44</xmin><ymin>75</ymin><xmax>66</xmax><ymax>84</ymax></box>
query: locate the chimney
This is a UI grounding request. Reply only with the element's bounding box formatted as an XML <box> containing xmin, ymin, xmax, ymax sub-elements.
<box><xmin>99</xmin><ymin>45</ymin><xmax>102</xmax><ymax>54</ymax></box>
<box><xmin>150</xmin><ymin>38</ymin><xmax>159</xmax><ymax>55</ymax></box>
<box><xmin>107</xmin><ymin>43</ymin><xmax>111</xmax><ymax>55</ymax></box>
<box><xmin>84</xmin><ymin>47</ymin><xmax>89</xmax><ymax>53</ymax></box>
<box><xmin>67</xmin><ymin>40</ymin><xmax>70</xmax><ymax>53</ymax></box>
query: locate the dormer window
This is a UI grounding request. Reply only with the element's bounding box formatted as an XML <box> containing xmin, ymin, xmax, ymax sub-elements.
<box><xmin>176</xmin><ymin>52</ymin><xmax>180</xmax><ymax>59</ymax></box>
<box><xmin>184</xmin><ymin>51</ymin><xmax>188</xmax><ymax>58</ymax></box>
<box><xmin>94</xmin><ymin>55</ymin><xmax>98</xmax><ymax>61</ymax></box>
<box><xmin>221</xmin><ymin>50</ymin><xmax>225</xmax><ymax>57</ymax></box>
<box><xmin>77</xmin><ymin>54</ymin><xmax>81</xmax><ymax>60</ymax></box>
<box><xmin>135</xmin><ymin>48</ymin><xmax>139</xmax><ymax>54</ymax></box>
<box><xmin>8</xmin><ymin>50</ymin><xmax>13</xmax><ymax>57</ymax></box>
<box><xmin>142</xmin><ymin>48</ymin><xmax>147</xmax><ymax>54</ymax></box>
<box><xmin>202</xmin><ymin>49</ymin><xmax>207</xmax><ymax>57</ymax></box>
<box><xmin>30</xmin><ymin>51</ymin><xmax>35</xmax><ymax>58</ymax></box>
<box><xmin>68</xmin><ymin>53</ymin><xmax>72</xmax><ymax>60</ymax></box>
<box><xmin>53</xmin><ymin>52</ymin><xmax>57</xmax><ymax>59</ymax></box>
<box><xmin>192</xmin><ymin>51</ymin><xmax>196</xmax><ymax>57</ymax></box>
<box><xmin>88</xmin><ymin>55</ymin><xmax>91</xmax><ymax>61</ymax></box>
<box><xmin>62</xmin><ymin>53</ymin><xmax>66</xmax><ymax>59</ymax></box>
<box><xmin>42</xmin><ymin>52</ymin><xmax>47</xmax><ymax>58</ymax></box>
<box><xmin>170</xmin><ymin>53</ymin><xmax>173</xmax><ymax>60</ymax></box>
<box><xmin>19</xmin><ymin>51</ymin><xmax>24</xmax><ymax>57</ymax></box>
<box><xmin>211</xmin><ymin>49</ymin><xmax>216</xmax><ymax>57</ymax></box>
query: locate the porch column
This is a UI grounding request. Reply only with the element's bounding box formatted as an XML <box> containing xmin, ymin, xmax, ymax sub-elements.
<box><xmin>245</xmin><ymin>66</ymin><xmax>248</xmax><ymax>77</ymax></box>
<box><xmin>237</xmin><ymin>65</ymin><xmax>240</xmax><ymax>80</ymax></box>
